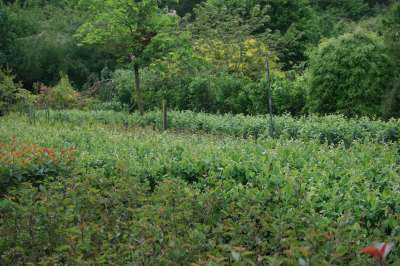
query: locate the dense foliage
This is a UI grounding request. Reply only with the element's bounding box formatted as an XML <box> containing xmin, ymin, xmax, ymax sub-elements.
<box><xmin>1</xmin><ymin>0</ymin><xmax>399</xmax><ymax>118</ymax></box>
<box><xmin>36</xmin><ymin>75</ymin><xmax>80</xmax><ymax>110</ymax></box>
<box><xmin>0</xmin><ymin>69</ymin><xmax>33</xmax><ymax>115</ymax></box>
<box><xmin>28</xmin><ymin>110</ymin><xmax>400</xmax><ymax>145</ymax></box>
<box><xmin>1</xmin><ymin>113</ymin><xmax>399</xmax><ymax>264</ymax></box>
<box><xmin>307</xmin><ymin>28</ymin><xmax>394</xmax><ymax>117</ymax></box>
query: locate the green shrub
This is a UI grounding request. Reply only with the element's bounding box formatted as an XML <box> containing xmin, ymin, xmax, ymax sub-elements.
<box><xmin>212</xmin><ymin>74</ymin><xmax>250</xmax><ymax>114</ymax></box>
<box><xmin>311</xmin><ymin>0</ymin><xmax>370</xmax><ymax>20</ymax></box>
<box><xmin>187</xmin><ymin>76</ymin><xmax>216</xmax><ymax>112</ymax></box>
<box><xmin>110</xmin><ymin>69</ymin><xmax>134</xmax><ymax>106</ymax></box>
<box><xmin>244</xmin><ymin>75</ymin><xmax>307</xmax><ymax>115</ymax></box>
<box><xmin>0</xmin><ymin>69</ymin><xmax>34</xmax><ymax>115</ymax></box>
<box><xmin>37</xmin><ymin>75</ymin><xmax>79</xmax><ymax>109</ymax></box>
<box><xmin>273</xmin><ymin>75</ymin><xmax>307</xmax><ymax>115</ymax></box>
<box><xmin>0</xmin><ymin>8</ymin><xmax>17</xmax><ymax>67</ymax></box>
<box><xmin>307</xmin><ymin>28</ymin><xmax>394</xmax><ymax>117</ymax></box>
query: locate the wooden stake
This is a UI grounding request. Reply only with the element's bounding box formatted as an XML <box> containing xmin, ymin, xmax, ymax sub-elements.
<box><xmin>266</xmin><ymin>57</ymin><xmax>275</xmax><ymax>137</ymax></box>
<box><xmin>162</xmin><ymin>99</ymin><xmax>168</xmax><ymax>131</ymax></box>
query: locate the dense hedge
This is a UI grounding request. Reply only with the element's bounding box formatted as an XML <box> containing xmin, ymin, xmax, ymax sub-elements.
<box><xmin>0</xmin><ymin>114</ymin><xmax>399</xmax><ymax>264</ymax></box>
<box><xmin>29</xmin><ymin>110</ymin><xmax>400</xmax><ymax>145</ymax></box>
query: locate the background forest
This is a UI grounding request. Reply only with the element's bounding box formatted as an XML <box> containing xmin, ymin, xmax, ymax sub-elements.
<box><xmin>0</xmin><ymin>0</ymin><xmax>399</xmax><ymax>118</ymax></box>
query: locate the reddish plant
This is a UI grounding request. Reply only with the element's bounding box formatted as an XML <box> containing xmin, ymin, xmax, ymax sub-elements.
<box><xmin>361</xmin><ymin>242</ymin><xmax>394</xmax><ymax>263</ymax></box>
<box><xmin>0</xmin><ymin>139</ymin><xmax>76</xmax><ymax>195</ymax></box>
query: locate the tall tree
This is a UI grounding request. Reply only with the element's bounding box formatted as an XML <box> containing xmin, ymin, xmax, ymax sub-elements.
<box><xmin>76</xmin><ymin>0</ymin><xmax>178</xmax><ymax>114</ymax></box>
<box><xmin>190</xmin><ymin>0</ymin><xmax>315</xmax><ymax>71</ymax></box>
<box><xmin>189</xmin><ymin>0</ymin><xmax>275</xmax><ymax>78</ymax></box>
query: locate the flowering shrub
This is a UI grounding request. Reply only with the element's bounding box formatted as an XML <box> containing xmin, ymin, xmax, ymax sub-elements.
<box><xmin>0</xmin><ymin>139</ymin><xmax>75</xmax><ymax>196</ymax></box>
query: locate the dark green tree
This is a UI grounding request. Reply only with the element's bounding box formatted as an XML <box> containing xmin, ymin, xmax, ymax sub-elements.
<box><xmin>1</xmin><ymin>1</ymin><xmax>117</xmax><ymax>89</ymax></box>
<box><xmin>190</xmin><ymin>0</ymin><xmax>316</xmax><ymax>70</ymax></box>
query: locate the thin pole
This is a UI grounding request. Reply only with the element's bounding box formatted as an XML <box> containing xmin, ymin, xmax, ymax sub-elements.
<box><xmin>162</xmin><ymin>99</ymin><xmax>168</xmax><ymax>131</ymax></box>
<box><xmin>266</xmin><ymin>57</ymin><xmax>275</xmax><ymax>137</ymax></box>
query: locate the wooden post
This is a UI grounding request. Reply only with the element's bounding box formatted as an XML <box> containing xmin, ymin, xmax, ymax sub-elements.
<box><xmin>46</xmin><ymin>107</ymin><xmax>50</xmax><ymax>123</ymax></box>
<box><xmin>123</xmin><ymin>119</ymin><xmax>129</xmax><ymax>130</ymax></box>
<box><xmin>266</xmin><ymin>57</ymin><xmax>275</xmax><ymax>137</ymax></box>
<box><xmin>134</xmin><ymin>63</ymin><xmax>144</xmax><ymax>115</ymax></box>
<box><xmin>162</xmin><ymin>99</ymin><xmax>168</xmax><ymax>131</ymax></box>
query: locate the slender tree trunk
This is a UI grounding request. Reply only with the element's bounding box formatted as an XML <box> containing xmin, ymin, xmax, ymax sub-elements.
<box><xmin>134</xmin><ymin>63</ymin><xmax>144</xmax><ymax>115</ymax></box>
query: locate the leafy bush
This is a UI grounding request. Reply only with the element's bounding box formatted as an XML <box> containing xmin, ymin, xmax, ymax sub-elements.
<box><xmin>211</xmin><ymin>74</ymin><xmax>250</xmax><ymax>114</ymax></box>
<box><xmin>243</xmin><ymin>75</ymin><xmax>307</xmax><ymax>115</ymax></box>
<box><xmin>0</xmin><ymin>69</ymin><xmax>34</xmax><ymax>115</ymax></box>
<box><xmin>111</xmin><ymin>69</ymin><xmax>134</xmax><ymax>106</ymax></box>
<box><xmin>307</xmin><ymin>28</ymin><xmax>394</xmax><ymax>117</ymax></box>
<box><xmin>273</xmin><ymin>75</ymin><xmax>307</xmax><ymax>115</ymax></box>
<box><xmin>140</xmin><ymin>48</ymin><xmax>210</xmax><ymax>112</ymax></box>
<box><xmin>186</xmin><ymin>75</ymin><xmax>216</xmax><ymax>112</ymax></box>
<box><xmin>0</xmin><ymin>139</ymin><xmax>75</xmax><ymax>196</ymax></box>
<box><xmin>37</xmin><ymin>75</ymin><xmax>79</xmax><ymax>109</ymax></box>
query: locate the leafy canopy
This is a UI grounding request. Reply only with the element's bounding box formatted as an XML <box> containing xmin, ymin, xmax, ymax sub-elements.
<box><xmin>76</xmin><ymin>0</ymin><xmax>179</xmax><ymax>65</ymax></box>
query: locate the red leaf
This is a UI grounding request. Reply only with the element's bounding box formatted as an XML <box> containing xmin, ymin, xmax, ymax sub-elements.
<box><xmin>361</xmin><ymin>246</ymin><xmax>381</xmax><ymax>258</ymax></box>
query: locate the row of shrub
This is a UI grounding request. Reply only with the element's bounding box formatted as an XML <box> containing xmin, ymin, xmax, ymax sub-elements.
<box><xmin>28</xmin><ymin>110</ymin><xmax>400</xmax><ymax>145</ymax></box>
<box><xmin>0</xmin><ymin>115</ymin><xmax>399</xmax><ymax>264</ymax></box>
